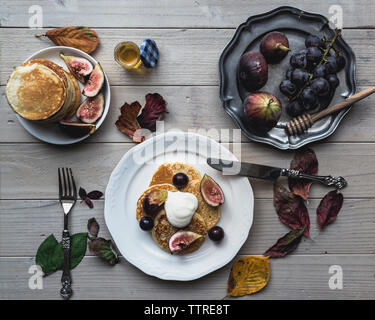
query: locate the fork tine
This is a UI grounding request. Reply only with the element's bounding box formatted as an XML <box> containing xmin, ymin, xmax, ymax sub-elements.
<box><xmin>65</xmin><ymin>168</ymin><xmax>72</xmax><ymax>197</ymax></box>
<box><xmin>58</xmin><ymin>168</ymin><xmax>63</xmax><ymax>199</ymax></box>
<box><xmin>69</xmin><ymin>168</ymin><xmax>77</xmax><ymax>199</ymax></box>
<box><xmin>62</xmin><ymin>167</ymin><xmax>67</xmax><ymax>196</ymax></box>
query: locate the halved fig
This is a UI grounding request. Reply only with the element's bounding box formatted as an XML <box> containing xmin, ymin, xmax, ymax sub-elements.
<box><xmin>168</xmin><ymin>230</ymin><xmax>203</xmax><ymax>254</ymax></box>
<box><xmin>142</xmin><ymin>189</ymin><xmax>168</xmax><ymax>216</ymax></box>
<box><xmin>59</xmin><ymin>120</ymin><xmax>95</xmax><ymax>137</ymax></box>
<box><xmin>76</xmin><ymin>92</ymin><xmax>104</xmax><ymax>124</ymax></box>
<box><xmin>60</xmin><ymin>53</ymin><xmax>93</xmax><ymax>83</ymax></box>
<box><xmin>200</xmin><ymin>174</ymin><xmax>224</xmax><ymax>207</ymax></box>
<box><xmin>82</xmin><ymin>63</ymin><xmax>104</xmax><ymax>97</ymax></box>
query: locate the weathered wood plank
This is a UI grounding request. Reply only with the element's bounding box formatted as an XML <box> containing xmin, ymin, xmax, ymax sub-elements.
<box><xmin>1</xmin><ymin>0</ymin><xmax>375</xmax><ymax>29</ymax></box>
<box><xmin>1</xmin><ymin>255</ymin><xmax>374</xmax><ymax>299</ymax></box>
<box><xmin>0</xmin><ymin>28</ymin><xmax>374</xmax><ymax>86</ymax></box>
<box><xmin>1</xmin><ymin>198</ymin><xmax>374</xmax><ymax>257</ymax></box>
<box><xmin>1</xmin><ymin>142</ymin><xmax>374</xmax><ymax>200</ymax></box>
<box><xmin>1</xmin><ymin>85</ymin><xmax>375</xmax><ymax>143</ymax></box>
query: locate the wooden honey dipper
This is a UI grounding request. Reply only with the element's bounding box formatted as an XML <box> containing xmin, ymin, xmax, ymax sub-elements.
<box><xmin>285</xmin><ymin>86</ymin><xmax>375</xmax><ymax>136</ymax></box>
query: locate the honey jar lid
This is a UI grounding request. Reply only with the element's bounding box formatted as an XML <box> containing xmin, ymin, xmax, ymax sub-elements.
<box><xmin>140</xmin><ymin>39</ymin><xmax>159</xmax><ymax>68</ymax></box>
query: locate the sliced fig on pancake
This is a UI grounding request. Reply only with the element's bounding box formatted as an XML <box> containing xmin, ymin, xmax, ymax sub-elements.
<box><xmin>59</xmin><ymin>120</ymin><xmax>95</xmax><ymax>137</ymax></box>
<box><xmin>142</xmin><ymin>189</ymin><xmax>168</xmax><ymax>216</ymax></box>
<box><xmin>60</xmin><ymin>53</ymin><xmax>93</xmax><ymax>83</ymax></box>
<box><xmin>76</xmin><ymin>92</ymin><xmax>104</xmax><ymax>124</ymax></box>
<box><xmin>168</xmin><ymin>230</ymin><xmax>203</xmax><ymax>254</ymax></box>
<box><xmin>82</xmin><ymin>63</ymin><xmax>104</xmax><ymax>97</ymax></box>
<box><xmin>200</xmin><ymin>174</ymin><xmax>224</xmax><ymax>207</ymax></box>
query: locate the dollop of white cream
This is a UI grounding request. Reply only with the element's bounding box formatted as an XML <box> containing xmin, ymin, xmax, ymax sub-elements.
<box><xmin>164</xmin><ymin>191</ymin><xmax>198</xmax><ymax>228</ymax></box>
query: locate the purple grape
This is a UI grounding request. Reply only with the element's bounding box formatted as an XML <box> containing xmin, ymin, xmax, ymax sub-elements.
<box><xmin>140</xmin><ymin>216</ymin><xmax>154</xmax><ymax>231</ymax></box>
<box><xmin>172</xmin><ymin>173</ymin><xmax>189</xmax><ymax>188</ymax></box>
<box><xmin>305</xmin><ymin>34</ymin><xmax>324</xmax><ymax>48</ymax></box>
<box><xmin>290</xmin><ymin>53</ymin><xmax>307</xmax><ymax>69</ymax></box>
<box><xmin>336</xmin><ymin>54</ymin><xmax>346</xmax><ymax>72</ymax></box>
<box><xmin>286</xmin><ymin>100</ymin><xmax>304</xmax><ymax>117</ymax></box>
<box><xmin>208</xmin><ymin>226</ymin><xmax>224</xmax><ymax>241</ymax></box>
<box><xmin>291</xmin><ymin>68</ymin><xmax>309</xmax><ymax>87</ymax></box>
<box><xmin>301</xmin><ymin>86</ymin><xmax>318</xmax><ymax>110</ymax></box>
<box><xmin>325</xmin><ymin>56</ymin><xmax>338</xmax><ymax>74</ymax></box>
<box><xmin>313</xmin><ymin>64</ymin><xmax>326</xmax><ymax>78</ymax></box>
<box><xmin>326</xmin><ymin>74</ymin><xmax>340</xmax><ymax>89</ymax></box>
<box><xmin>279</xmin><ymin>79</ymin><xmax>297</xmax><ymax>98</ymax></box>
<box><xmin>306</xmin><ymin>46</ymin><xmax>323</xmax><ymax>64</ymax></box>
<box><xmin>311</xmin><ymin>77</ymin><xmax>330</xmax><ymax>96</ymax></box>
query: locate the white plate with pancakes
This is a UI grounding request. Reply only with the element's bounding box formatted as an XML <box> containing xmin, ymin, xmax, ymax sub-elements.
<box><xmin>6</xmin><ymin>46</ymin><xmax>110</xmax><ymax>144</ymax></box>
<box><xmin>105</xmin><ymin>132</ymin><xmax>254</xmax><ymax>281</ymax></box>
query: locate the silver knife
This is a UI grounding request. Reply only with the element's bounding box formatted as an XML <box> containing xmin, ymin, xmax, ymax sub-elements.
<box><xmin>207</xmin><ymin>158</ymin><xmax>347</xmax><ymax>189</ymax></box>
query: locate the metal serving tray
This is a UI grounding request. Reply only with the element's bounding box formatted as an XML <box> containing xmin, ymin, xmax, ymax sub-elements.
<box><xmin>219</xmin><ymin>6</ymin><xmax>356</xmax><ymax>150</ymax></box>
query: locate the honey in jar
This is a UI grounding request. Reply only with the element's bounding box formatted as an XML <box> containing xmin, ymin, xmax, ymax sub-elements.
<box><xmin>114</xmin><ymin>41</ymin><xmax>142</xmax><ymax>69</ymax></box>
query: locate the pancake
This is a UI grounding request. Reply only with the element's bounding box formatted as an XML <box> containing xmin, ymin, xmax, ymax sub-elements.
<box><xmin>65</xmin><ymin>71</ymin><xmax>81</xmax><ymax>119</ymax></box>
<box><xmin>6</xmin><ymin>59</ymin><xmax>79</xmax><ymax>123</ymax></box>
<box><xmin>22</xmin><ymin>59</ymin><xmax>79</xmax><ymax>123</ymax></box>
<box><xmin>136</xmin><ymin>183</ymin><xmax>178</xmax><ymax>221</ymax></box>
<box><xmin>6</xmin><ymin>63</ymin><xmax>66</xmax><ymax>120</ymax></box>
<box><xmin>189</xmin><ymin>179</ymin><xmax>221</xmax><ymax>229</ymax></box>
<box><xmin>152</xmin><ymin>210</ymin><xmax>207</xmax><ymax>254</ymax></box>
<box><xmin>149</xmin><ymin>162</ymin><xmax>202</xmax><ymax>191</ymax></box>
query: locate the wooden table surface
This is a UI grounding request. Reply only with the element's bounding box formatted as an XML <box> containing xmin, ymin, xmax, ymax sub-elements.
<box><xmin>1</xmin><ymin>0</ymin><xmax>375</xmax><ymax>300</ymax></box>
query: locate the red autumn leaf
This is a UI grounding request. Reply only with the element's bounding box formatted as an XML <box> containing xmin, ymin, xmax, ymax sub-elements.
<box><xmin>288</xmin><ymin>148</ymin><xmax>318</xmax><ymax>200</ymax></box>
<box><xmin>87</xmin><ymin>190</ymin><xmax>103</xmax><ymax>200</ymax></box>
<box><xmin>273</xmin><ymin>183</ymin><xmax>310</xmax><ymax>238</ymax></box>
<box><xmin>115</xmin><ymin>101</ymin><xmax>145</xmax><ymax>143</ymax></box>
<box><xmin>317</xmin><ymin>190</ymin><xmax>344</xmax><ymax>230</ymax></box>
<box><xmin>137</xmin><ymin>93</ymin><xmax>167</xmax><ymax>132</ymax></box>
<box><xmin>264</xmin><ymin>226</ymin><xmax>306</xmax><ymax>258</ymax></box>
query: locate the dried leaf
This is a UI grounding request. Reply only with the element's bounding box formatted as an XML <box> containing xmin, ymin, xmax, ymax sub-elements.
<box><xmin>36</xmin><ymin>26</ymin><xmax>99</xmax><ymax>54</ymax></box>
<box><xmin>137</xmin><ymin>93</ymin><xmax>168</xmax><ymax>132</ymax></box>
<box><xmin>227</xmin><ymin>256</ymin><xmax>270</xmax><ymax>297</ymax></box>
<box><xmin>264</xmin><ymin>227</ymin><xmax>305</xmax><ymax>258</ymax></box>
<box><xmin>288</xmin><ymin>148</ymin><xmax>318</xmax><ymax>200</ymax></box>
<box><xmin>79</xmin><ymin>187</ymin><xmax>87</xmax><ymax>200</ymax></box>
<box><xmin>85</xmin><ymin>198</ymin><xmax>94</xmax><ymax>209</ymax></box>
<box><xmin>87</xmin><ymin>190</ymin><xmax>103</xmax><ymax>200</ymax></box>
<box><xmin>317</xmin><ymin>190</ymin><xmax>344</xmax><ymax>230</ymax></box>
<box><xmin>115</xmin><ymin>101</ymin><xmax>145</xmax><ymax>143</ymax></box>
<box><xmin>89</xmin><ymin>238</ymin><xmax>119</xmax><ymax>266</ymax></box>
<box><xmin>273</xmin><ymin>183</ymin><xmax>310</xmax><ymax>238</ymax></box>
<box><xmin>87</xmin><ymin>218</ymin><xmax>100</xmax><ymax>238</ymax></box>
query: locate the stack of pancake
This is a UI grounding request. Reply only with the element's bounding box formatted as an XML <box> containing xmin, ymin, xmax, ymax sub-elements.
<box><xmin>5</xmin><ymin>59</ymin><xmax>80</xmax><ymax>123</ymax></box>
<box><xmin>136</xmin><ymin>162</ymin><xmax>222</xmax><ymax>255</ymax></box>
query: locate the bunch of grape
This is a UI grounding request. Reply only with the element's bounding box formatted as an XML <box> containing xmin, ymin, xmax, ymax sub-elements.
<box><xmin>279</xmin><ymin>34</ymin><xmax>346</xmax><ymax>117</ymax></box>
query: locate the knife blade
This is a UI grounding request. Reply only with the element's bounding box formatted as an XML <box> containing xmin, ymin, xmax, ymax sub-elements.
<box><xmin>206</xmin><ymin>158</ymin><xmax>348</xmax><ymax>189</ymax></box>
<box><xmin>207</xmin><ymin>158</ymin><xmax>283</xmax><ymax>180</ymax></box>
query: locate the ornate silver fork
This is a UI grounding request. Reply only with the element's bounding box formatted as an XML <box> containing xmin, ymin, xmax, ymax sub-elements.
<box><xmin>58</xmin><ymin>168</ymin><xmax>77</xmax><ymax>300</ymax></box>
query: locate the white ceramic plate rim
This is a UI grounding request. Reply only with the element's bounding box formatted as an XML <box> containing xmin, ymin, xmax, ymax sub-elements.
<box><xmin>15</xmin><ymin>46</ymin><xmax>111</xmax><ymax>145</ymax></box>
<box><xmin>104</xmin><ymin>132</ymin><xmax>254</xmax><ymax>281</ymax></box>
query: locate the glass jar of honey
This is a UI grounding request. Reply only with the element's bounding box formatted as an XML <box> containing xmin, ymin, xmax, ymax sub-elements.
<box><xmin>114</xmin><ymin>41</ymin><xmax>142</xmax><ymax>70</ymax></box>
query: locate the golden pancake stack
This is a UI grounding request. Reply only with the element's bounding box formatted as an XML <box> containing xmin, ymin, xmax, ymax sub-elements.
<box><xmin>136</xmin><ymin>162</ymin><xmax>222</xmax><ymax>255</ymax></box>
<box><xmin>5</xmin><ymin>59</ymin><xmax>80</xmax><ymax>123</ymax></box>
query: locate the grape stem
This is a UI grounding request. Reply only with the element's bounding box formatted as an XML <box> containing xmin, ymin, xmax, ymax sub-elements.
<box><xmin>290</xmin><ymin>29</ymin><xmax>342</xmax><ymax>102</ymax></box>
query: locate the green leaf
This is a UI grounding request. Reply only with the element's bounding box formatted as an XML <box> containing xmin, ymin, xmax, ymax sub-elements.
<box><xmin>35</xmin><ymin>234</ymin><xmax>59</xmax><ymax>274</ymax></box>
<box><xmin>52</xmin><ymin>232</ymin><xmax>88</xmax><ymax>270</ymax></box>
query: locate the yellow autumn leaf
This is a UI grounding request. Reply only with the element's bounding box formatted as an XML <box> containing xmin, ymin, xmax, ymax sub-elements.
<box><xmin>227</xmin><ymin>256</ymin><xmax>270</xmax><ymax>297</ymax></box>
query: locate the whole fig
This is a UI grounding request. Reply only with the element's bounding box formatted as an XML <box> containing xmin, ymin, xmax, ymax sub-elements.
<box><xmin>260</xmin><ymin>32</ymin><xmax>290</xmax><ymax>63</ymax></box>
<box><xmin>243</xmin><ymin>92</ymin><xmax>282</xmax><ymax>132</ymax></box>
<box><xmin>238</xmin><ymin>51</ymin><xmax>268</xmax><ymax>91</ymax></box>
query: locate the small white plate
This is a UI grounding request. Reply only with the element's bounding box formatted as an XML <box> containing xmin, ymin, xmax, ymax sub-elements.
<box><xmin>15</xmin><ymin>46</ymin><xmax>111</xmax><ymax>145</ymax></box>
<box><xmin>104</xmin><ymin>132</ymin><xmax>254</xmax><ymax>281</ymax></box>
